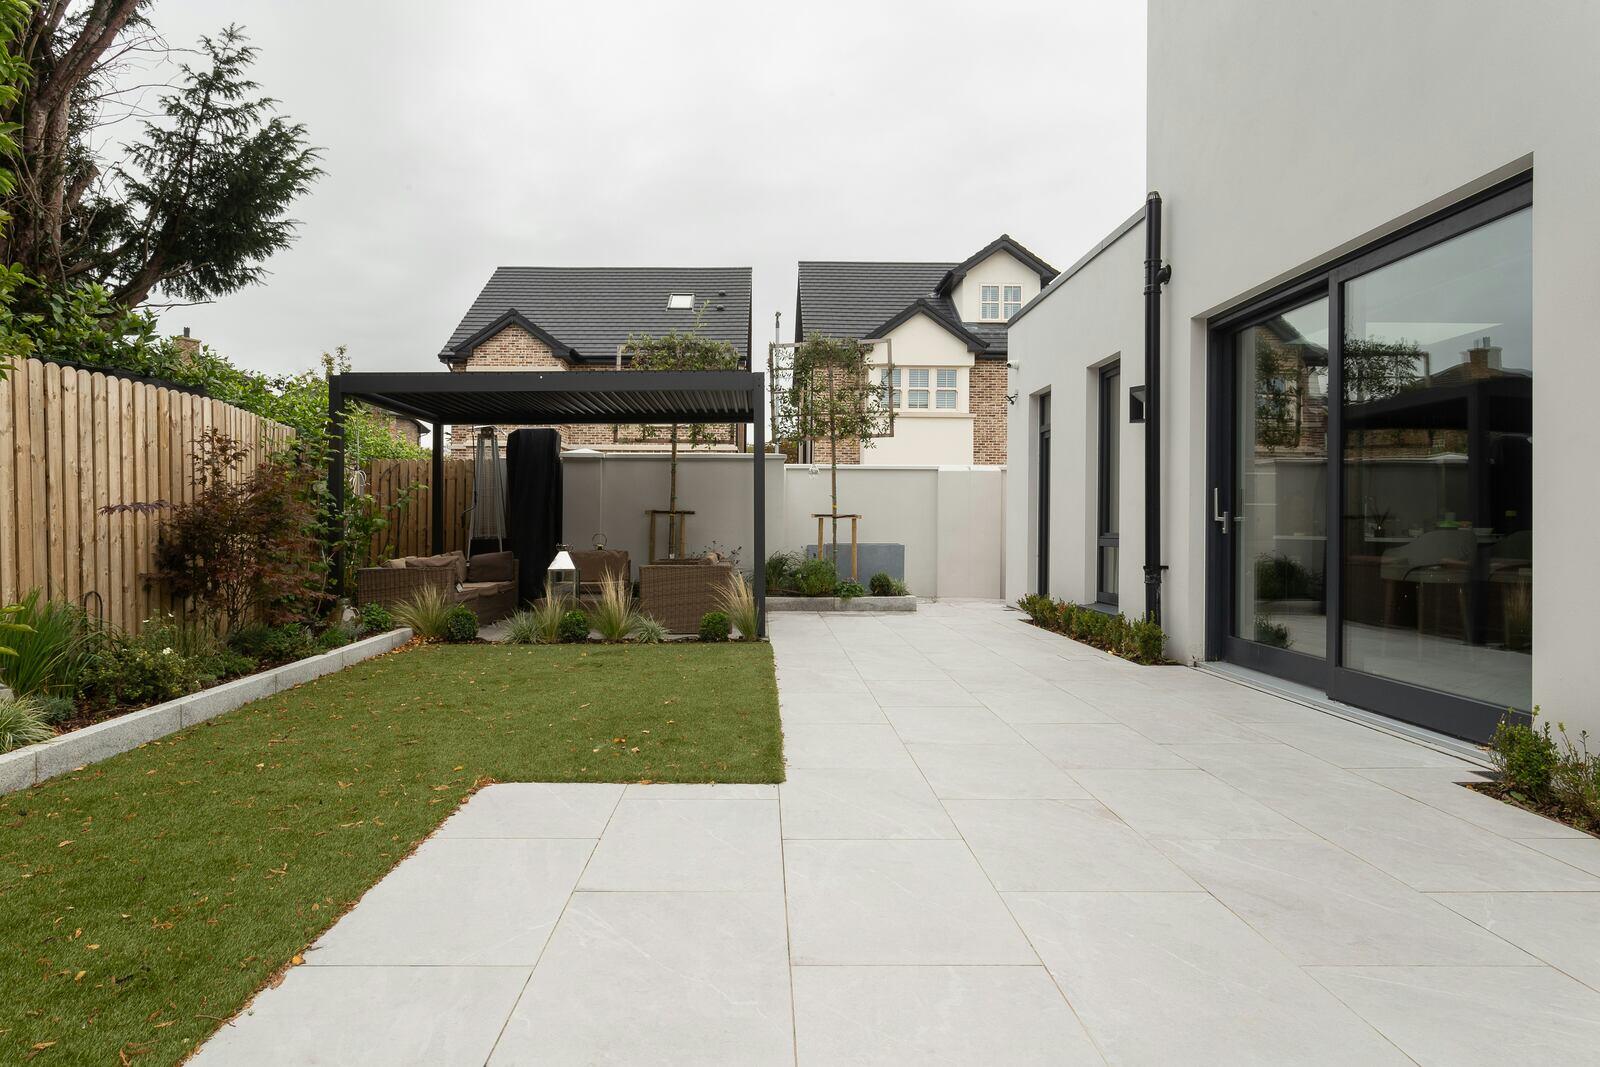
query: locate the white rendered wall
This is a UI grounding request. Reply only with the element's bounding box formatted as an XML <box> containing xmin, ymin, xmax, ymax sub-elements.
<box><xmin>560</xmin><ymin>452</ymin><xmax>1005</xmax><ymax>599</ymax></box>
<box><xmin>952</xmin><ymin>250</ymin><xmax>1044</xmax><ymax>324</ymax></box>
<box><xmin>1004</xmin><ymin>218</ymin><xmax>1146</xmax><ymax>614</ymax></box>
<box><xmin>868</xmin><ymin>307</ymin><xmax>978</xmax><ymax>466</ymax></box>
<box><xmin>1146</xmin><ymin>0</ymin><xmax>1600</xmax><ymax>731</ymax></box>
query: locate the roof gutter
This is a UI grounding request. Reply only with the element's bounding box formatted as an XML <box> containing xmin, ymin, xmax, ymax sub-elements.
<box><xmin>1143</xmin><ymin>192</ymin><xmax>1172</xmax><ymax>624</ymax></box>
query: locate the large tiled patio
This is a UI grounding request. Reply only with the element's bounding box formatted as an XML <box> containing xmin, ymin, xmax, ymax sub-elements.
<box><xmin>197</xmin><ymin>601</ymin><xmax>1600</xmax><ymax>1065</ymax></box>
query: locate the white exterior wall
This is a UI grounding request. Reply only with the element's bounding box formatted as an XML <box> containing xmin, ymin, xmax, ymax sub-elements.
<box><xmin>560</xmin><ymin>452</ymin><xmax>1005</xmax><ymax>599</ymax></box>
<box><xmin>1149</xmin><ymin>0</ymin><xmax>1600</xmax><ymax>734</ymax></box>
<box><xmin>868</xmin><ymin>309</ymin><xmax>977</xmax><ymax>466</ymax></box>
<box><xmin>952</xmin><ymin>250</ymin><xmax>1044</xmax><ymax>324</ymax></box>
<box><xmin>1004</xmin><ymin>216</ymin><xmax>1146</xmax><ymax>614</ymax></box>
<box><xmin>1007</xmin><ymin>1</ymin><xmax>1598</xmax><ymax>733</ymax></box>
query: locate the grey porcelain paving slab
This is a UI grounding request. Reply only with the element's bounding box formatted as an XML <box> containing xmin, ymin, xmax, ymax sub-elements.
<box><xmin>1251</xmin><ymin>717</ymin><xmax>1469</xmax><ymax>768</ymax></box>
<box><xmin>777</xmin><ymin>692</ymin><xmax>887</xmax><ymax>724</ymax></box>
<box><xmin>979</xmin><ymin>689</ymin><xmax>1115</xmax><ymax>724</ymax></box>
<box><xmin>908</xmin><ymin>741</ymin><xmax>1092</xmax><ymax>800</ymax></box>
<box><xmin>780</xmin><ymin>766</ymin><xmax>959</xmax><ymax>840</ymax></box>
<box><xmin>945</xmin><ymin>799</ymin><xmax>1197</xmax><ymax>892</ymax></box>
<box><xmin>880</xmin><ymin>705</ymin><xmax>1020</xmax><ymax>744</ymax></box>
<box><xmin>491</xmin><ymin>891</ymin><xmax>792</xmax><ymax>1066</ymax></box>
<box><xmin>1310</xmin><ymin>965</ymin><xmax>1600</xmax><ymax>1066</ymax></box>
<box><xmin>791</xmin><ymin>965</ymin><xmax>1104</xmax><ymax>1066</ymax></box>
<box><xmin>866</xmin><ymin>678</ymin><xmax>982</xmax><ymax>707</ymax></box>
<box><xmin>778</xmin><ymin>669</ymin><xmax>872</xmax><ymax>695</ymax></box>
<box><xmin>784</xmin><ymin>839</ymin><xmax>1038</xmax><ymax>964</ymax></box>
<box><xmin>1433</xmin><ymin>892</ymin><xmax>1600</xmax><ymax>991</ymax></box>
<box><xmin>194</xmin><ymin>965</ymin><xmax>530</xmax><ymax>1067</ymax></box>
<box><xmin>1519</xmin><ymin>836</ymin><xmax>1600</xmax><ymax>877</ymax></box>
<box><xmin>782</xmin><ymin>723</ymin><xmax>916</xmax><ymax>770</ymax></box>
<box><xmin>309</xmin><ymin>838</ymin><xmax>592</xmax><ymax>966</ymax></box>
<box><xmin>622</xmin><ymin>782</ymin><xmax>777</xmax><ymax>799</ymax></box>
<box><xmin>577</xmin><ymin>796</ymin><xmax>781</xmax><ymax>891</ymax></box>
<box><xmin>435</xmin><ymin>783</ymin><xmax>623</xmax><ymax>839</ymax></box>
<box><xmin>1070</xmin><ymin>769</ymin><xmax>1314</xmax><ymax>840</ymax></box>
<box><xmin>1006</xmin><ymin>892</ymin><xmax>1411</xmax><ymax>1066</ymax></box>
<box><xmin>1287</xmin><ymin>791</ymin><xmax>1600</xmax><ymax>893</ymax></box>
<box><xmin>1017</xmin><ymin>723</ymin><xmax>1196</xmax><ymax>770</ymax></box>
<box><xmin>1156</xmin><ymin>837</ymin><xmax>1536</xmax><ymax>965</ymax></box>
<box><xmin>1354</xmin><ymin>766</ymin><xmax>1587</xmax><ymax>839</ymax></box>
<box><xmin>1099</xmin><ymin>703</ymin><xmax>1270</xmax><ymax>744</ymax></box>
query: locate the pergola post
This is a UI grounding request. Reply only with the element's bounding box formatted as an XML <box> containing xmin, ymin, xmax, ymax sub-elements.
<box><xmin>431</xmin><ymin>423</ymin><xmax>446</xmax><ymax>554</ymax></box>
<box><xmin>326</xmin><ymin>377</ymin><xmax>347</xmax><ymax>599</ymax></box>
<box><xmin>752</xmin><ymin>382</ymin><xmax>767</xmax><ymax>637</ymax></box>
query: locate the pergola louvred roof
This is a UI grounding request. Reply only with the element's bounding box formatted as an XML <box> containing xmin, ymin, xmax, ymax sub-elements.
<box><xmin>325</xmin><ymin>369</ymin><xmax>768</xmax><ymax>634</ymax></box>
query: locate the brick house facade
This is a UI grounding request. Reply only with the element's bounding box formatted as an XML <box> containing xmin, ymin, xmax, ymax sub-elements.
<box><xmin>794</xmin><ymin>236</ymin><xmax>1053</xmax><ymax>467</ymax></box>
<box><xmin>435</xmin><ymin>267</ymin><xmax>753</xmax><ymax>458</ymax></box>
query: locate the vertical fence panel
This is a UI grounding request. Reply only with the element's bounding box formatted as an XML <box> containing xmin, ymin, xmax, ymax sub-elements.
<box><xmin>0</xmin><ymin>360</ymin><xmax>291</xmax><ymax>632</ymax></box>
<box><xmin>0</xmin><ymin>366</ymin><xmax>13</xmax><ymax>604</ymax></box>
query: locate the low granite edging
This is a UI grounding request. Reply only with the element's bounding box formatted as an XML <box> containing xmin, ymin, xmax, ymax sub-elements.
<box><xmin>0</xmin><ymin>628</ymin><xmax>413</xmax><ymax>796</ymax></box>
<box><xmin>766</xmin><ymin>595</ymin><xmax>918</xmax><ymax>613</ymax></box>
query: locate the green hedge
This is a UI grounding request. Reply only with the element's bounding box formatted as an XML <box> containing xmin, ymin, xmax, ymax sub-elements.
<box><xmin>1015</xmin><ymin>594</ymin><xmax>1167</xmax><ymax>665</ymax></box>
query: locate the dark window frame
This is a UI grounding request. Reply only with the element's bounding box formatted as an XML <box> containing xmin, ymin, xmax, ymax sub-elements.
<box><xmin>1204</xmin><ymin>172</ymin><xmax>1533</xmax><ymax>743</ymax></box>
<box><xmin>1096</xmin><ymin>362</ymin><xmax>1121</xmax><ymax>607</ymax></box>
<box><xmin>1036</xmin><ymin>390</ymin><xmax>1051</xmax><ymax>597</ymax></box>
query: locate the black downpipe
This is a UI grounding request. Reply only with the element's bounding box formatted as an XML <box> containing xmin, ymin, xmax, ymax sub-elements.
<box><xmin>1142</xmin><ymin>192</ymin><xmax>1172</xmax><ymax>623</ymax></box>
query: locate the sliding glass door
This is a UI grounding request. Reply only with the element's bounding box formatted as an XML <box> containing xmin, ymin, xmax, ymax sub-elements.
<box><xmin>1209</xmin><ymin>177</ymin><xmax>1532</xmax><ymax>741</ymax></box>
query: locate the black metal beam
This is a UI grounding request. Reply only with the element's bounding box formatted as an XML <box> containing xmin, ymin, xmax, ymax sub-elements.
<box><xmin>326</xmin><ymin>378</ymin><xmax>347</xmax><ymax>599</ymax></box>
<box><xmin>431</xmin><ymin>423</ymin><xmax>446</xmax><ymax>554</ymax></box>
<box><xmin>752</xmin><ymin>382</ymin><xmax>766</xmax><ymax>638</ymax></box>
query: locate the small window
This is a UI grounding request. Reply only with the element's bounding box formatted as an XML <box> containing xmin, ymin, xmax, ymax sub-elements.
<box><xmin>908</xmin><ymin>368</ymin><xmax>930</xmax><ymax>409</ymax></box>
<box><xmin>936</xmin><ymin>368</ymin><xmax>958</xmax><ymax>409</ymax></box>
<box><xmin>981</xmin><ymin>285</ymin><xmax>1000</xmax><ymax>320</ymax></box>
<box><xmin>879</xmin><ymin>367</ymin><xmax>901</xmax><ymax>408</ymax></box>
<box><xmin>666</xmin><ymin>293</ymin><xmax>694</xmax><ymax>310</ymax></box>
<box><xmin>1003</xmin><ymin>285</ymin><xmax>1023</xmax><ymax>319</ymax></box>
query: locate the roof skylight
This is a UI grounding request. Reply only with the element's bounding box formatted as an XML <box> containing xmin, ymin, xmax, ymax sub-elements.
<box><xmin>666</xmin><ymin>293</ymin><xmax>694</xmax><ymax>310</ymax></box>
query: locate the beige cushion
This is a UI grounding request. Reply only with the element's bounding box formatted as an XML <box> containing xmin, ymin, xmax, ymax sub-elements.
<box><xmin>408</xmin><ymin>551</ymin><xmax>467</xmax><ymax>584</ymax></box>
<box><xmin>382</xmin><ymin>557</ymin><xmax>410</xmax><ymax>569</ymax></box>
<box><xmin>458</xmin><ymin>580</ymin><xmax>513</xmax><ymax>600</ymax></box>
<box><xmin>467</xmin><ymin>551</ymin><xmax>515</xmax><ymax>583</ymax></box>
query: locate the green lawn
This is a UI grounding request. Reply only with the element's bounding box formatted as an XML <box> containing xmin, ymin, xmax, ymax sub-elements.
<box><xmin>0</xmin><ymin>641</ymin><xmax>781</xmax><ymax>1064</ymax></box>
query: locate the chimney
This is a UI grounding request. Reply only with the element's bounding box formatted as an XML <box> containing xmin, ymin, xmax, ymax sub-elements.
<box><xmin>173</xmin><ymin>326</ymin><xmax>201</xmax><ymax>360</ymax></box>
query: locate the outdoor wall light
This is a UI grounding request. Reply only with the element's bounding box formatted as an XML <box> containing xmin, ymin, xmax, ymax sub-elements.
<box><xmin>547</xmin><ymin>546</ymin><xmax>579</xmax><ymax>600</ymax></box>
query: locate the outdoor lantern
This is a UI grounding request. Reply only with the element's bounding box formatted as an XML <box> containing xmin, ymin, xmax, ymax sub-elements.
<box><xmin>547</xmin><ymin>547</ymin><xmax>579</xmax><ymax>600</ymax></box>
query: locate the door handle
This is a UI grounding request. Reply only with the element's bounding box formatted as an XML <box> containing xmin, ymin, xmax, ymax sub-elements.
<box><xmin>1213</xmin><ymin>488</ymin><xmax>1231</xmax><ymax>534</ymax></box>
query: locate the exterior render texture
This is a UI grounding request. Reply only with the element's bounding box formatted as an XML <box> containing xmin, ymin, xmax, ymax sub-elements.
<box><xmin>437</xmin><ymin>266</ymin><xmax>754</xmax><ymax>457</ymax></box>
<box><xmin>1006</xmin><ymin>0</ymin><xmax>1600</xmax><ymax>744</ymax></box>
<box><xmin>796</xmin><ymin>235</ymin><xmax>1056</xmax><ymax>466</ymax></box>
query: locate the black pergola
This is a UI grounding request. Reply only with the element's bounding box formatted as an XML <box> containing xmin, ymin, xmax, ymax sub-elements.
<box><xmin>327</xmin><ymin>369</ymin><xmax>768</xmax><ymax>635</ymax></box>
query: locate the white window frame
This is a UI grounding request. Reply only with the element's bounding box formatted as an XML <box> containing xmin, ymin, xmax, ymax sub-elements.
<box><xmin>879</xmin><ymin>366</ymin><xmax>901</xmax><ymax>408</ymax></box>
<box><xmin>907</xmin><ymin>368</ymin><xmax>930</xmax><ymax>409</ymax></box>
<box><xmin>936</xmin><ymin>368</ymin><xmax>958</xmax><ymax>409</ymax></box>
<box><xmin>980</xmin><ymin>285</ymin><xmax>1000</xmax><ymax>321</ymax></box>
<box><xmin>1003</xmin><ymin>285</ymin><xmax>1023</xmax><ymax>319</ymax></box>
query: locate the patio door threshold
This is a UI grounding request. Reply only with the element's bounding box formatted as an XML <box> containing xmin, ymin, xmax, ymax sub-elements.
<box><xmin>1195</xmin><ymin>662</ymin><xmax>1492</xmax><ymax>768</ymax></box>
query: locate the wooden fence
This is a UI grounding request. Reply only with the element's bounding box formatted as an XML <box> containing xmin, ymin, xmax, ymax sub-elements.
<box><xmin>0</xmin><ymin>357</ymin><xmax>294</xmax><ymax>634</ymax></box>
<box><xmin>361</xmin><ymin>458</ymin><xmax>475</xmax><ymax>560</ymax></box>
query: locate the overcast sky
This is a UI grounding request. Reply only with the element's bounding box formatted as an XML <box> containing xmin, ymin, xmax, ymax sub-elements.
<box><xmin>118</xmin><ymin>0</ymin><xmax>1146</xmax><ymax>377</ymax></box>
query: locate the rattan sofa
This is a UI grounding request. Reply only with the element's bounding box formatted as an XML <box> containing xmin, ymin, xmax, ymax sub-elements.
<box><xmin>638</xmin><ymin>559</ymin><xmax>734</xmax><ymax>633</ymax></box>
<box><xmin>355</xmin><ymin>550</ymin><xmax>520</xmax><ymax>624</ymax></box>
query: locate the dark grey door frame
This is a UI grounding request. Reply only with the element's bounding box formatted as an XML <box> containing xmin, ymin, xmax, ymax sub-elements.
<box><xmin>1203</xmin><ymin>173</ymin><xmax>1533</xmax><ymax>742</ymax></box>
<box><xmin>1037</xmin><ymin>391</ymin><xmax>1051</xmax><ymax>597</ymax></box>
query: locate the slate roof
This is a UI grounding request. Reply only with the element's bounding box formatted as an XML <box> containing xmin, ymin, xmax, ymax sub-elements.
<box><xmin>797</xmin><ymin>237</ymin><xmax>1056</xmax><ymax>359</ymax></box>
<box><xmin>438</xmin><ymin>266</ymin><xmax>753</xmax><ymax>366</ymax></box>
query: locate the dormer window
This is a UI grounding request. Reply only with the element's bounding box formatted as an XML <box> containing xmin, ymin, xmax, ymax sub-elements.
<box><xmin>980</xmin><ymin>285</ymin><xmax>1025</xmax><ymax>320</ymax></box>
<box><xmin>1004</xmin><ymin>285</ymin><xmax>1023</xmax><ymax>318</ymax></box>
<box><xmin>666</xmin><ymin>293</ymin><xmax>694</xmax><ymax>310</ymax></box>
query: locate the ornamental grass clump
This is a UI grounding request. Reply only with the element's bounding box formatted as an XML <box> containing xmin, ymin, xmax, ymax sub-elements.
<box><xmin>632</xmin><ymin>616</ymin><xmax>668</xmax><ymax>644</ymax></box>
<box><xmin>765</xmin><ymin>551</ymin><xmax>801</xmax><ymax>594</ymax></box>
<box><xmin>0</xmin><ymin>592</ymin><xmax>87</xmax><ymax>698</ymax></box>
<box><xmin>394</xmin><ymin>586</ymin><xmax>453</xmax><ymax>642</ymax></box>
<box><xmin>0</xmin><ymin>696</ymin><xmax>53</xmax><ymax>753</ymax></box>
<box><xmin>715</xmin><ymin>573</ymin><xmax>759</xmax><ymax>640</ymax></box>
<box><xmin>591</xmin><ymin>575</ymin><xmax>639</xmax><ymax>643</ymax></box>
